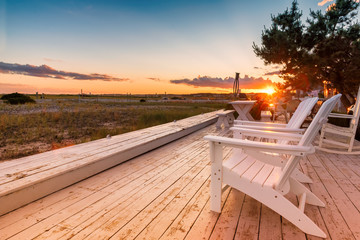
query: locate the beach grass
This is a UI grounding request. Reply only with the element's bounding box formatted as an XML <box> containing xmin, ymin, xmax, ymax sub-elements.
<box><xmin>0</xmin><ymin>99</ymin><xmax>226</xmax><ymax>161</ymax></box>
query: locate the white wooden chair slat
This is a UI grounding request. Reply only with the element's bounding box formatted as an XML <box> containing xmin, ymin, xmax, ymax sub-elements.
<box><xmin>205</xmin><ymin>94</ymin><xmax>341</xmax><ymax>238</ymax></box>
<box><xmin>204</xmin><ymin>136</ymin><xmax>313</xmax><ymax>156</ymax></box>
<box><xmin>233</xmin><ymin>125</ymin><xmax>305</xmax><ymax>133</ymax></box>
<box><xmin>241</xmin><ymin>160</ymin><xmax>266</xmax><ymax>182</ymax></box>
<box><xmin>318</xmin><ymin>87</ymin><xmax>360</xmax><ymax>154</ymax></box>
<box><xmin>251</xmin><ymin>163</ymin><xmax>275</xmax><ymax>186</ymax></box>
<box><xmin>230</xmin><ymin>127</ymin><xmax>303</xmax><ymax>141</ymax></box>
<box><xmin>328</xmin><ymin>113</ymin><xmax>354</xmax><ymax>118</ymax></box>
<box><xmin>263</xmin><ymin>166</ymin><xmax>282</xmax><ymax>188</ymax></box>
<box><xmin>229</xmin><ymin>156</ymin><xmax>256</xmax><ymax>176</ymax></box>
<box><xmin>232</xmin><ymin>98</ymin><xmax>318</xmax><ymax>184</ymax></box>
<box><xmin>234</xmin><ymin>120</ymin><xmax>288</xmax><ymax>127</ymax></box>
<box><xmin>317</xmin><ymin>86</ymin><xmax>360</xmax><ymax>154</ymax></box>
<box><xmin>233</xmin><ymin>97</ymin><xmax>318</xmax><ymax>131</ymax></box>
<box><xmin>223</xmin><ymin>153</ymin><xmax>247</xmax><ymax>170</ymax></box>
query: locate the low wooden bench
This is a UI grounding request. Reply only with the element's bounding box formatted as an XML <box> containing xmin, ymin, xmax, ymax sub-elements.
<box><xmin>0</xmin><ymin>110</ymin><xmax>222</xmax><ymax>216</ymax></box>
<box><xmin>261</xmin><ymin>111</ymin><xmax>272</xmax><ymax>122</ymax></box>
<box><xmin>216</xmin><ymin>110</ymin><xmax>235</xmax><ymax>128</ymax></box>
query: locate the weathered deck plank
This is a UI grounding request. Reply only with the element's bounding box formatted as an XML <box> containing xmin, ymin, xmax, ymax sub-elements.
<box><xmin>0</xmin><ymin>110</ymin><xmax>221</xmax><ymax>216</ymax></box>
<box><xmin>0</xmin><ymin>121</ymin><xmax>359</xmax><ymax>239</ymax></box>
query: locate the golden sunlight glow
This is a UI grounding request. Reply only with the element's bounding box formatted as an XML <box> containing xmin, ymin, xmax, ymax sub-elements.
<box><xmin>264</xmin><ymin>87</ymin><xmax>276</xmax><ymax>95</ymax></box>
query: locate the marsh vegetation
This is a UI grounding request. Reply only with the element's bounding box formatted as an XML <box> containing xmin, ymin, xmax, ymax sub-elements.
<box><xmin>0</xmin><ymin>97</ymin><xmax>226</xmax><ymax>161</ymax></box>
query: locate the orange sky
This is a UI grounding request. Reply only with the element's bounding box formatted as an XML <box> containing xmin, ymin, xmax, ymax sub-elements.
<box><xmin>0</xmin><ymin>0</ymin><xmax>332</xmax><ymax>95</ymax></box>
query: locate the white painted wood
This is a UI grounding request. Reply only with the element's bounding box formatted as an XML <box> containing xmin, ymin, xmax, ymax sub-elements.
<box><xmin>318</xmin><ymin>86</ymin><xmax>360</xmax><ymax>154</ymax></box>
<box><xmin>231</xmin><ymin>127</ymin><xmax>303</xmax><ymax>142</ymax></box>
<box><xmin>210</xmin><ymin>141</ymin><xmax>223</xmax><ymax>213</ymax></box>
<box><xmin>231</xmin><ymin>98</ymin><xmax>318</xmax><ymax>184</ymax></box>
<box><xmin>234</xmin><ymin>120</ymin><xmax>288</xmax><ymax>127</ymax></box>
<box><xmin>204</xmin><ymin>94</ymin><xmax>342</xmax><ymax>237</ymax></box>
<box><xmin>261</xmin><ymin>111</ymin><xmax>272</xmax><ymax>122</ymax></box>
<box><xmin>216</xmin><ymin>110</ymin><xmax>235</xmax><ymax>128</ymax></box>
<box><xmin>204</xmin><ymin>135</ymin><xmax>313</xmax><ymax>156</ymax></box>
<box><xmin>229</xmin><ymin>100</ymin><xmax>256</xmax><ymax>121</ymax></box>
<box><xmin>233</xmin><ymin>125</ymin><xmax>305</xmax><ymax>133</ymax></box>
<box><xmin>234</xmin><ymin>97</ymin><xmax>318</xmax><ymax>131</ymax></box>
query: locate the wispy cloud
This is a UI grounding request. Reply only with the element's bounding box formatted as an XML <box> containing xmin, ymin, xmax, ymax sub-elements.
<box><xmin>0</xmin><ymin>62</ymin><xmax>129</xmax><ymax>82</ymax></box>
<box><xmin>170</xmin><ymin>75</ymin><xmax>274</xmax><ymax>89</ymax></box>
<box><xmin>147</xmin><ymin>77</ymin><xmax>161</xmax><ymax>82</ymax></box>
<box><xmin>318</xmin><ymin>0</ymin><xmax>333</xmax><ymax>6</ymax></box>
<box><xmin>264</xmin><ymin>70</ymin><xmax>281</xmax><ymax>76</ymax></box>
<box><xmin>254</xmin><ymin>66</ymin><xmax>281</xmax><ymax>71</ymax></box>
<box><xmin>43</xmin><ymin>58</ymin><xmax>63</xmax><ymax>63</ymax></box>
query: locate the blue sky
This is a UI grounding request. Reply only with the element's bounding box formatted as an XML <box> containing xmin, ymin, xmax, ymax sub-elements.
<box><xmin>0</xmin><ymin>0</ymin><xmax>340</xmax><ymax>94</ymax></box>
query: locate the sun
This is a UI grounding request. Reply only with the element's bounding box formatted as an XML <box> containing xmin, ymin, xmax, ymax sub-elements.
<box><xmin>264</xmin><ymin>87</ymin><xmax>276</xmax><ymax>95</ymax></box>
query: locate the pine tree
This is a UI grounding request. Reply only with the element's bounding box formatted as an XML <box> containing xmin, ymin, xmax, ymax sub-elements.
<box><xmin>254</xmin><ymin>0</ymin><xmax>360</xmax><ymax>106</ymax></box>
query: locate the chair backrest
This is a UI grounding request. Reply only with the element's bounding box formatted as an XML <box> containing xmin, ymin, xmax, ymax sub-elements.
<box><xmin>286</xmin><ymin>97</ymin><xmax>319</xmax><ymax>129</ymax></box>
<box><xmin>299</xmin><ymin>94</ymin><xmax>342</xmax><ymax>146</ymax></box>
<box><xmin>350</xmin><ymin>86</ymin><xmax>360</xmax><ymax>130</ymax></box>
<box><xmin>275</xmin><ymin>94</ymin><xmax>342</xmax><ymax>191</ymax></box>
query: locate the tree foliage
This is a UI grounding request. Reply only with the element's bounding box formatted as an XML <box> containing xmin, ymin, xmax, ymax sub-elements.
<box><xmin>254</xmin><ymin>0</ymin><xmax>360</xmax><ymax>105</ymax></box>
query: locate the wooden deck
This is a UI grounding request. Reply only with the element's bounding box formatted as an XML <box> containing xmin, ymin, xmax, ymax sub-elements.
<box><xmin>0</xmin><ymin>124</ymin><xmax>360</xmax><ymax>239</ymax></box>
<box><xmin>0</xmin><ymin>110</ymin><xmax>221</xmax><ymax>216</ymax></box>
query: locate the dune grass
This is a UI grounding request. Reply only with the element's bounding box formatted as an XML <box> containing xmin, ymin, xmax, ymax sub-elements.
<box><xmin>0</xmin><ymin>99</ymin><xmax>226</xmax><ymax>161</ymax></box>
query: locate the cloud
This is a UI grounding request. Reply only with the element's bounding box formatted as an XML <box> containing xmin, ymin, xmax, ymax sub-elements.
<box><xmin>264</xmin><ymin>70</ymin><xmax>281</xmax><ymax>76</ymax></box>
<box><xmin>0</xmin><ymin>62</ymin><xmax>129</xmax><ymax>82</ymax></box>
<box><xmin>254</xmin><ymin>65</ymin><xmax>281</xmax><ymax>71</ymax></box>
<box><xmin>170</xmin><ymin>75</ymin><xmax>274</xmax><ymax>89</ymax></box>
<box><xmin>318</xmin><ymin>0</ymin><xmax>333</xmax><ymax>6</ymax></box>
<box><xmin>43</xmin><ymin>58</ymin><xmax>63</xmax><ymax>63</ymax></box>
<box><xmin>147</xmin><ymin>77</ymin><xmax>161</xmax><ymax>82</ymax></box>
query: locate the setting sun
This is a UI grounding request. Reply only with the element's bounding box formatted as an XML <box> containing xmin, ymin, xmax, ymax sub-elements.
<box><xmin>264</xmin><ymin>87</ymin><xmax>276</xmax><ymax>95</ymax></box>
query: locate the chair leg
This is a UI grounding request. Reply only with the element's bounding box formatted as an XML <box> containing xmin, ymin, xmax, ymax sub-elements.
<box><xmin>210</xmin><ymin>142</ymin><xmax>223</xmax><ymax>213</ymax></box>
<box><xmin>319</xmin><ymin>126</ymin><xmax>326</xmax><ymax>148</ymax></box>
<box><xmin>228</xmin><ymin>113</ymin><xmax>234</xmax><ymax>125</ymax></box>
<box><xmin>348</xmin><ymin>135</ymin><xmax>355</xmax><ymax>152</ymax></box>
<box><xmin>224</xmin><ymin>116</ymin><xmax>230</xmax><ymax>128</ymax></box>
<box><xmin>289</xmin><ymin>177</ymin><xmax>325</xmax><ymax>207</ymax></box>
<box><xmin>227</xmin><ymin>178</ymin><xmax>326</xmax><ymax>238</ymax></box>
<box><xmin>284</xmin><ymin>111</ymin><xmax>289</xmax><ymax>123</ymax></box>
<box><xmin>216</xmin><ymin>116</ymin><xmax>224</xmax><ymax>128</ymax></box>
<box><xmin>292</xmin><ymin>168</ymin><xmax>313</xmax><ymax>183</ymax></box>
<box><xmin>267</xmin><ymin>189</ymin><xmax>326</xmax><ymax>238</ymax></box>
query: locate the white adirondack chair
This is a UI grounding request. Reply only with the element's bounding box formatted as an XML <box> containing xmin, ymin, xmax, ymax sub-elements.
<box><xmin>204</xmin><ymin>94</ymin><xmax>341</xmax><ymax>238</ymax></box>
<box><xmin>318</xmin><ymin>86</ymin><xmax>360</xmax><ymax>154</ymax></box>
<box><xmin>232</xmin><ymin>97</ymin><xmax>319</xmax><ymax>183</ymax></box>
<box><xmin>233</xmin><ymin>97</ymin><xmax>319</xmax><ymax>133</ymax></box>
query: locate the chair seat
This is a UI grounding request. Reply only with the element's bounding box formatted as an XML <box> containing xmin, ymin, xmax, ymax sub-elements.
<box><xmin>223</xmin><ymin>153</ymin><xmax>282</xmax><ymax>189</ymax></box>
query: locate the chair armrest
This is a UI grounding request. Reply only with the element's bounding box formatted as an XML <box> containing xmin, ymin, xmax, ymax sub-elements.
<box><xmin>204</xmin><ymin>135</ymin><xmax>313</xmax><ymax>156</ymax></box>
<box><xmin>234</xmin><ymin>120</ymin><xmax>287</xmax><ymax>128</ymax></box>
<box><xmin>230</xmin><ymin>127</ymin><xmax>304</xmax><ymax>141</ymax></box>
<box><xmin>232</xmin><ymin>125</ymin><xmax>305</xmax><ymax>133</ymax></box>
<box><xmin>328</xmin><ymin>113</ymin><xmax>353</xmax><ymax>119</ymax></box>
